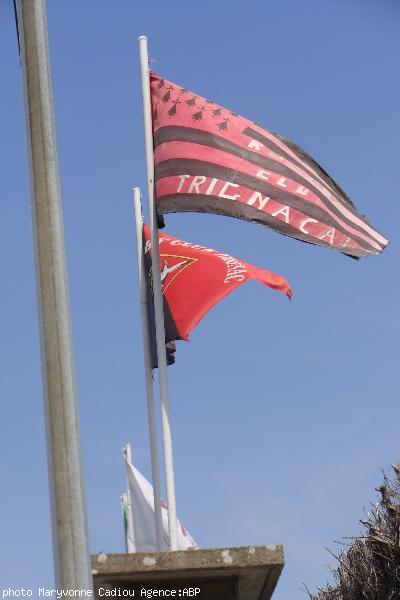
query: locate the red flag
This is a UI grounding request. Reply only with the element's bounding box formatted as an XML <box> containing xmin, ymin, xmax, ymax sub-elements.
<box><xmin>143</xmin><ymin>225</ymin><xmax>291</xmax><ymax>366</ymax></box>
<box><xmin>151</xmin><ymin>72</ymin><xmax>388</xmax><ymax>259</ymax></box>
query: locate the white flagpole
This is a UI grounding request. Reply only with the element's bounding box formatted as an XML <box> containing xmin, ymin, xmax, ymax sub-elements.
<box><xmin>138</xmin><ymin>35</ymin><xmax>179</xmax><ymax>551</ymax></box>
<box><xmin>132</xmin><ymin>187</ymin><xmax>163</xmax><ymax>551</ymax></box>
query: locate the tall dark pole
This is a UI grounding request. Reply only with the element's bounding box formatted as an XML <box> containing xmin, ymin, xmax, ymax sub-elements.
<box><xmin>16</xmin><ymin>0</ymin><xmax>92</xmax><ymax>589</ymax></box>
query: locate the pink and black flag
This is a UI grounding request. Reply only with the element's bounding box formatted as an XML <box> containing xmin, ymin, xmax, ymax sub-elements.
<box><xmin>143</xmin><ymin>225</ymin><xmax>291</xmax><ymax>368</ymax></box>
<box><xmin>151</xmin><ymin>72</ymin><xmax>388</xmax><ymax>259</ymax></box>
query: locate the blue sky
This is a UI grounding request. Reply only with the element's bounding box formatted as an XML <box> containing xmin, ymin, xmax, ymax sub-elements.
<box><xmin>0</xmin><ymin>0</ymin><xmax>399</xmax><ymax>597</ymax></box>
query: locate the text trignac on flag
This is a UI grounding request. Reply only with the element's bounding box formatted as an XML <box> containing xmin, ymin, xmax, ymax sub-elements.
<box><xmin>143</xmin><ymin>225</ymin><xmax>291</xmax><ymax>368</ymax></box>
<box><xmin>150</xmin><ymin>72</ymin><xmax>388</xmax><ymax>258</ymax></box>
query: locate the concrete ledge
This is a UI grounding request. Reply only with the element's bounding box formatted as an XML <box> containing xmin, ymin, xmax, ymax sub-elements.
<box><xmin>91</xmin><ymin>545</ymin><xmax>284</xmax><ymax>599</ymax></box>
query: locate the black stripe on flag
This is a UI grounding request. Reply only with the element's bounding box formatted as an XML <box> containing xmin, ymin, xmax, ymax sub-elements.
<box><xmin>154</xmin><ymin>126</ymin><xmax>380</xmax><ymax>245</ymax></box>
<box><xmin>155</xmin><ymin>158</ymin><xmax>378</xmax><ymax>254</ymax></box>
<box><xmin>155</xmin><ymin>193</ymin><xmax>367</xmax><ymax>258</ymax></box>
<box><xmin>243</xmin><ymin>127</ymin><xmax>355</xmax><ymax>210</ymax></box>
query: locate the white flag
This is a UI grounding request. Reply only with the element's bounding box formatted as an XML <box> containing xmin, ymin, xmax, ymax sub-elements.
<box><xmin>125</xmin><ymin>455</ymin><xmax>197</xmax><ymax>552</ymax></box>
